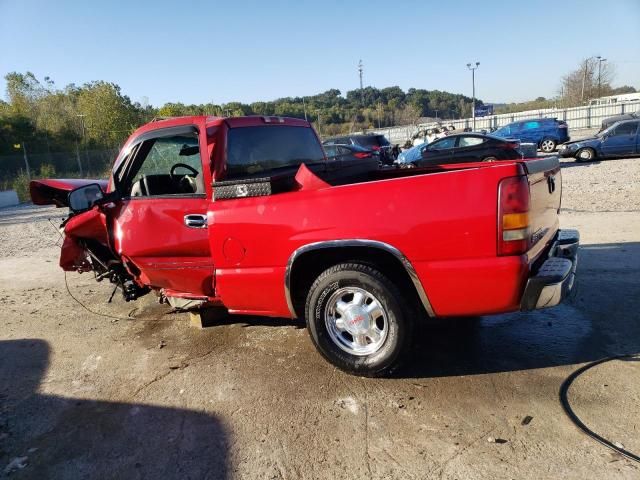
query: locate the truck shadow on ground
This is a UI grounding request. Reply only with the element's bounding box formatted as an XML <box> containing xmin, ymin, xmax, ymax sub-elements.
<box><xmin>399</xmin><ymin>241</ymin><xmax>640</xmax><ymax>378</ymax></box>
<box><xmin>0</xmin><ymin>339</ymin><xmax>229</xmax><ymax>479</ymax></box>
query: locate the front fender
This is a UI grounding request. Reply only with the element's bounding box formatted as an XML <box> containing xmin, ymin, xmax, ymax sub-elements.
<box><xmin>60</xmin><ymin>208</ymin><xmax>111</xmax><ymax>271</ymax></box>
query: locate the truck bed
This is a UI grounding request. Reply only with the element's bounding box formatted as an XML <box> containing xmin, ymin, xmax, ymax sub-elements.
<box><xmin>209</xmin><ymin>156</ymin><xmax>561</xmax><ymax>318</ymax></box>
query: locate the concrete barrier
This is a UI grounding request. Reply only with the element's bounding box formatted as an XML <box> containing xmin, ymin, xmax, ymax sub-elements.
<box><xmin>0</xmin><ymin>190</ymin><xmax>20</xmax><ymax>208</ymax></box>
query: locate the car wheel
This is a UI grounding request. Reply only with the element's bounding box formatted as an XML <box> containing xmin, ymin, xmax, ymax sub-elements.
<box><xmin>575</xmin><ymin>147</ymin><xmax>596</xmax><ymax>162</ymax></box>
<box><xmin>305</xmin><ymin>263</ymin><xmax>412</xmax><ymax>377</ymax></box>
<box><xmin>540</xmin><ymin>138</ymin><xmax>557</xmax><ymax>153</ymax></box>
<box><xmin>482</xmin><ymin>156</ymin><xmax>497</xmax><ymax>162</ymax></box>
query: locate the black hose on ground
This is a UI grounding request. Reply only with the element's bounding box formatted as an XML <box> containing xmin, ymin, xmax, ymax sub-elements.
<box><xmin>559</xmin><ymin>354</ymin><xmax>640</xmax><ymax>463</ymax></box>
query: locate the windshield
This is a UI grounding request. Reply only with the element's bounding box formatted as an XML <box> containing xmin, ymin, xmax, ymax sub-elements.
<box><xmin>493</xmin><ymin>125</ymin><xmax>510</xmax><ymax>136</ymax></box>
<box><xmin>226</xmin><ymin>126</ymin><xmax>325</xmax><ymax>179</ymax></box>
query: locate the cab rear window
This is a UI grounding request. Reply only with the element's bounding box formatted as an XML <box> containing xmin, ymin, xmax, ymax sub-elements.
<box><xmin>226</xmin><ymin>126</ymin><xmax>325</xmax><ymax>179</ymax></box>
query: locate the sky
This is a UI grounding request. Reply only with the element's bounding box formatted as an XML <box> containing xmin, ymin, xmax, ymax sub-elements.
<box><xmin>1</xmin><ymin>0</ymin><xmax>639</xmax><ymax>107</ymax></box>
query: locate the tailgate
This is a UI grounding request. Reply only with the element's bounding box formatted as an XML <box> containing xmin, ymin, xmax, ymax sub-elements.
<box><xmin>523</xmin><ymin>156</ymin><xmax>562</xmax><ymax>262</ymax></box>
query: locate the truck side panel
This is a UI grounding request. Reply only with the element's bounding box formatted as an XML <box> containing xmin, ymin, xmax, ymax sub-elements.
<box><xmin>209</xmin><ymin>162</ymin><xmax>526</xmax><ymax>317</ymax></box>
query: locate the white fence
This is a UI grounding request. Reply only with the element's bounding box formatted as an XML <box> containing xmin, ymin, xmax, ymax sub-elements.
<box><xmin>366</xmin><ymin>101</ymin><xmax>640</xmax><ymax>145</ymax></box>
<box><xmin>0</xmin><ymin>190</ymin><xmax>20</xmax><ymax>208</ymax></box>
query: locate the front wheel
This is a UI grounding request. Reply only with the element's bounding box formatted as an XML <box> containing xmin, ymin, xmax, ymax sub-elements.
<box><xmin>540</xmin><ymin>138</ymin><xmax>557</xmax><ymax>153</ymax></box>
<box><xmin>575</xmin><ymin>147</ymin><xmax>596</xmax><ymax>162</ymax></box>
<box><xmin>305</xmin><ymin>263</ymin><xmax>412</xmax><ymax>376</ymax></box>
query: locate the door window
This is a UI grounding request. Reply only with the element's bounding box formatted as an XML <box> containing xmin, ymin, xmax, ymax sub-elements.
<box><xmin>522</xmin><ymin>121</ymin><xmax>540</xmax><ymax>130</ymax></box>
<box><xmin>611</xmin><ymin>122</ymin><xmax>638</xmax><ymax>136</ymax></box>
<box><xmin>458</xmin><ymin>136</ymin><xmax>485</xmax><ymax>147</ymax></box>
<box><xmin>125</xmin><ymin>133</ymin><xmax>203</xmax><ymax>197</ymax></box>
<box><xmin>427</xmin><ymin>137</ymin><xmax>456</xmax><ymax>150</ymax></box>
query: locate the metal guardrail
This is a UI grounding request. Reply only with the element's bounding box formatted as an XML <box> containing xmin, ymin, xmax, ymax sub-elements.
<box><xmin>366</xmin><ymin>101</ymin><xmax>640</xmax><ymax>145</ymax></box>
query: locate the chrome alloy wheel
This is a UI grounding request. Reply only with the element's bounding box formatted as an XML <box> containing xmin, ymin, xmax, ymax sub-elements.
<box><xmin>324</xmin><ymin>287</ymin><xmax>389</xmax><ymax>356</ymax></box>
<box><xmin>541</xmin><ymin>139</ymin><xmax>556</xmax><ymax>152</ymax></box>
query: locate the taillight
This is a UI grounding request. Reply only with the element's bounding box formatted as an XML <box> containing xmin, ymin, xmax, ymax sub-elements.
<box><xmin>354</xmin><ymin>152</ymin><xmax>371</xmax><ymax>158</ymax></box>
<box><xmin>371</xmin><ymin>145</ymin><xmax>381</xmax><ymax>151</ymax></box>
<box><xmin>497</xmin><ymin>175</ymin><xmax>530</xmax><ymax>256</ymax></box>
<box><xmin>499</xmin><ymin>142</ymin><xmax>519</xmax><ymax>150</ymax></box>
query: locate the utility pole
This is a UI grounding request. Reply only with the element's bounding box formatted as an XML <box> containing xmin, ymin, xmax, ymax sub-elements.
<box><xmin>75</xmin><ymin>140</ymin><xmax>83</xmax><ymax>176</ymax></box>
<box><xmin>596</xmin><ymin>56</ymin><xmax>607</xmax><ymax>99</ymax></box>
<box><xmin>466</xmin><ymin>62</ymin><xmax>480</xmax><ymax>130</ymax></box>
<box><xmin>22</xmin><ymin>141</ymin><xmax>31</xmax><ymax>181</ymax></box>
<box><xmin>316</xmin><ymin>111</ymin><xmax>322</xmax><ymax>137</ymax></box>
<box><xmin>434</xmin><ymin>109</ymin><xmax>439</xmax><ymax>120</ymax></box>
<box><xmin>580</xmin><ymin>59</ymin><xmax>588</xmax><ymax>103</ymax></box>
<box><xmin>76</xmin><ymin>114</ymin><xmax>88</xmax><ymax>171</ymax></box>
<box><xmin>377</xmin><ymin>101</ymin><xmax>382</xmax><ymax>128</ymax></box>
<box><xmin>358</xmin><ymin>59</ymin><xmax>364</xmax><ymax>105</ymax></box>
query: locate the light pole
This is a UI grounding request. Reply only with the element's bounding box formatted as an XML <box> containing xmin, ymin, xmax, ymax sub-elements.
<box><xmin>596</xmin><ymin>56</ymin><xmax>607</xmax><ymax>99</ymax></box>
<box><xmin>467</xmin><ymin>62</ymin><xmax>480</xmax><ymax>130</ymax></box>
<box><xmin>302</xmin><ymin>96</ymin><xmax>308</xmax><ymax>121</ymax></box>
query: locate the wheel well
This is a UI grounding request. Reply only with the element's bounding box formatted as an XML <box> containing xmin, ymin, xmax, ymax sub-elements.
<box><xmin>288</xmin><ymin>246</ymin><xmax>427</xmax><ymax>319</ymax></box>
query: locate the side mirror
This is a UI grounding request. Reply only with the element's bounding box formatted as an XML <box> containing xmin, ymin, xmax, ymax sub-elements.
<box><xmin>68</xmin><ymin>183</ymin><xmax>105</xmax><ymax>213</ymax></box>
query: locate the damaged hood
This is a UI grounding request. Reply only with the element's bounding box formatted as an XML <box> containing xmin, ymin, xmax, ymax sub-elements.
<box><xmin>30</xmin><ymin>178</ymin><xmax>109</xmax><ymax>207</ymax></box>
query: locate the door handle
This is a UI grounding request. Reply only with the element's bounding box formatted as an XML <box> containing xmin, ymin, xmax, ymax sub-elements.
<box><xmin>184</xmin><ymin>214</ymin><xmax>207</xmax><ymax>229</ymax></box>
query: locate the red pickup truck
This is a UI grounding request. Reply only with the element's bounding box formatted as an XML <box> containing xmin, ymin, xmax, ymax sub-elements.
<box><xmin>31</xmin><ymin>115</ymin><xmax>579</xmax><ymax>376</ymax></box>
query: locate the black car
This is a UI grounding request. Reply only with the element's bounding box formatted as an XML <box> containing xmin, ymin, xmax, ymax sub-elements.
<box><xmin>323</xmin><ymin>134</ymin><xmax>396</xmax><ymax>165</ymax></box>
<box><xmin>323</xmin><ymin>143</ymin><xmax>374</xmax><ymax>161</ymax></box>
<box><xmin>407</xmin><ymin>133</ymin><xmax>521</xmax><ymax>167</ymax></box>
<box><xmin>599</xmin><ymin>110</ymin><xmax>639</xmax><ymax>132</ymax></box>
<box><xmin>321</xmin><ymin>144</ymin><xmax>380</xmax><ymax>183</ymax></box>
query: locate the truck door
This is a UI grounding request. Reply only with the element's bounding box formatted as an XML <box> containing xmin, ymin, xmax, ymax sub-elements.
<box><xmin>601</xmin><ymin>121</ymin><xmax>639</xmax><ymax>157</ymax></box>
<box><xmin>109</xmin><ymin>125</ymin><xmax>214</xmax><ymax>296</ymax></box>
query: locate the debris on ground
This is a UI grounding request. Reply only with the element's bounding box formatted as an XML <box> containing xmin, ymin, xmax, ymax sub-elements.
<box><xmin>487</xmin><ymin>437</ymin><xmax>508</xmax><ymax>444</ymax></box>
<box><xmin>521</xmin><ymin>415</ymin><xmax>533</xmax><ymax>426</ymax></box>
<box><xmin>158</xmin><ymin>340</ymin><xmax>167</xmax><ymax>349</ymax></box>
<box><xmin>4</xmin><ymin>456</ymin><xmax>28</xmax><ymax>474</ymax></box>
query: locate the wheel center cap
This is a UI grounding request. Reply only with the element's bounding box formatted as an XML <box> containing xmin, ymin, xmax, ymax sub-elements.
<box><xmin>343</xmin><ymin>306</ymin><xmax>370</xmax><ymax>334</ymax></box>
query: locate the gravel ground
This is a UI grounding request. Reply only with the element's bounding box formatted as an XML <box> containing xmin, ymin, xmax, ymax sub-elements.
<box><xmin>1</xmin><ymin>156</ymin><xmax>639</xmax><ymax>479</ymax></box>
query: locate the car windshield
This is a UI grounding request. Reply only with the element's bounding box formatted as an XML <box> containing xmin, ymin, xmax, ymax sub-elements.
<box><xmin>226</xmin><ymin>126</ymin><xmax>326</xmax><ymax>178</ymax></box>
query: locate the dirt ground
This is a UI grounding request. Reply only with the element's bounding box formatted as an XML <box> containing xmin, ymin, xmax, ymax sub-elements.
<box><xmin>1</xmin><ymin>156</ymin><xmax>639</xmax><ymax>479</ymax></box>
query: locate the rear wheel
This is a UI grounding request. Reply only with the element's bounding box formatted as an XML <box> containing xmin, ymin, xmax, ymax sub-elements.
<box><xmin>305</xmin><ymin>263</ymin><xmax>412</xmax><ymax>377</ymax></box>
<box><xmin>575</xmin><ymin>147</ymin><xmax>596</xmax><ymax>162</ymax></box>
<box><xmin>540</xmin><ymin>138</ymin><xmax>557</xmax><ymax>153</ymax></box>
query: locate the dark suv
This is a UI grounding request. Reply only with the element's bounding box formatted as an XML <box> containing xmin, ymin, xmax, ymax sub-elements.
<box><xmin>323</xmin><ymin>134</ymin><xmax>396</xmax><ymax>165</ymax></box>
<box><xmin>492</xmin><ymin>118</ymin><xmax>570</xmax><ymax>153</ymax></box>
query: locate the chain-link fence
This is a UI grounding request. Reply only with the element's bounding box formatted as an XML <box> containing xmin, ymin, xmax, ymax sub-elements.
<box><xmin>0</xmin><ymin>148</ymin><xmax>118</xmax><ymax>181</ymax></box>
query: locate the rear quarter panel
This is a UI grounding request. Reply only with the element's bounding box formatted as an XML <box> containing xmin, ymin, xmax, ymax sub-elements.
<box><xmin>209</xmin><ymin>162</ymin><xmax>528</xmax><ymax>317</ymax></box>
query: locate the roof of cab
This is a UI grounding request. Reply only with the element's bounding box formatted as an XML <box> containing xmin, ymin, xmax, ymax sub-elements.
<box><xmin>130</xmin><ymin>115</ymin><xmax>310</xmax><ymax>138</ymax></box>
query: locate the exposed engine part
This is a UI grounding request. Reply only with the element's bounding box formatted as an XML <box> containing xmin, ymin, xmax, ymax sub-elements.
<box><xmin>80</xmin><ymin>240</ymin><xmax>150</xmax><ymax>302</ymax></box>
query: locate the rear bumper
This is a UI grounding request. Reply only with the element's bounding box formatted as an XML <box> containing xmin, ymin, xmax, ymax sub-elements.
<box><xmin>521</xmin><ymin>229</ymin><xmax>579</xmax><ymax>311</ymax></box>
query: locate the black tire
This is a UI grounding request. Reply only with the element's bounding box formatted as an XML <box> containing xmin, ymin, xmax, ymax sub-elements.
<box><xmin>575</xmin><ymin>147</ymin><xmax>596</xmax><ymax>162</ymax></box>
<box><xmin>305</xmin><ymin>263</ymin><xmax>412</xmax><ymax>377</ymax></box>
<box><xmin>540</xmin><ymin>138</ymin><xmax>557</xmax><ymax>153</ymax></box>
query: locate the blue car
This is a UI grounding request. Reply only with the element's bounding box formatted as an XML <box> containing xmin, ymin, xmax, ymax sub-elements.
<box><xmin>396</xmin><ymin>142</ymin><xmax>427</xmax><ymax>164</ymax></box>
<box><xmin>492</xmin><ymin>118</ymin><xmax>569</xmax><ymax>153</ymax></box>
<box><xmin>558</xmin><ymin>119</ymin><xmax>640</xmax><ymax>162</ymax></box>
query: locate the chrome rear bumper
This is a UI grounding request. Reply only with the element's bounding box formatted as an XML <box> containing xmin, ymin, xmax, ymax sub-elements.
<box><xmin>521</xmin><ymin>229</ymin><xmax>580</xmax><ymax>311</ymax></box>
